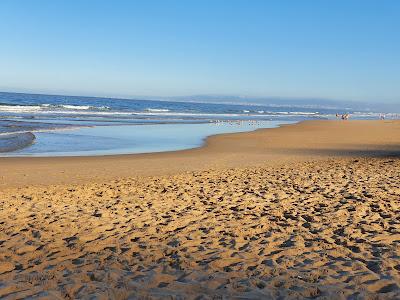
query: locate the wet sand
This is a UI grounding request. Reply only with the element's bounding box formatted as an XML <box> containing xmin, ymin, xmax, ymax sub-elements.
<box><xmin>0</xmin><ymin>120</ymin><xmax>399</xmax><ymax>299</ymax></box>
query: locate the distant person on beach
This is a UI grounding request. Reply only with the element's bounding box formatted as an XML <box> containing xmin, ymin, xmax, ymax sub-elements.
<box><xmin>341</xmin><ymin>113</ymin><xmax>349</xmax><ymax>120</ymax></box>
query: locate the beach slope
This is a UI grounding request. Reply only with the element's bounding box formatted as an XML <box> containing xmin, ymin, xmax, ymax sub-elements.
<box><xmin>0</xmin><ymin>120</ymin><xmax>399</xmax><ymax>189</ymax></box>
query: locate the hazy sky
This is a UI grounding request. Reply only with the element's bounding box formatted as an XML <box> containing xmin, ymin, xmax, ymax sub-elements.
<box><xmin>0</xmin><ymin>0</ymin><xmax>399</xmax><ymax>103</ymax></box>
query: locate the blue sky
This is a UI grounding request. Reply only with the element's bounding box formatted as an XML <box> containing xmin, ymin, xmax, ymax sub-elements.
<box><xmin>0</xmin><ymin>0</ymin><xmax>399</xmax><ymax>103</ymax></box>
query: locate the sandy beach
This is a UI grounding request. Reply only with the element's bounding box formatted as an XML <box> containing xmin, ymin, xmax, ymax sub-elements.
<box><xmin>1</xmin><ymin>120</ymin><xmax>400</xmax><ymax>299</ymax></box>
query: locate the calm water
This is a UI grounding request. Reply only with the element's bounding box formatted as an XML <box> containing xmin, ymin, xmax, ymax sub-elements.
<box><xmin>0</xmin><ymin>91</ymin><xmax>389</xmax><ymax>156</ymax></box>
<box><xmin>5</xmin><ymin>121</ymin><xmax>293</xmax><ymax>156</ymax></box>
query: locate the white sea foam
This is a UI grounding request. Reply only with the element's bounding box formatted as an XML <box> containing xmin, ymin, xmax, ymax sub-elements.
<box><xmin>0</xmin><ymin>104</ymin><xmax>327</xmax><ymax>118</ymax></box>
<box><xmin>42</xmin><ymin>104</ymin><xmax>110</xmax><ymax>110</ymax></box>
<box><xmin>0</xmin><ymin>104</ymin><xmax>111</xmax><ymax>114</ymax></box>
<box><xmin>0</xmin><ymin>105</ymin><xmax>42</xmax><ymax>113</ymax></box>
<box><xmin>145</xmin><ymin>108</ymin><xmax>170</xmax><ymax>112</ymax></box>
<box><xmin>59</xmin><ymin>105</ymin><xmax>91</xmax><ymax>110</ymax></box>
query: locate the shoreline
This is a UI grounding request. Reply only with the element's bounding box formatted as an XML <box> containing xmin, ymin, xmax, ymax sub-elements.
<box><xmin>0</xmin><ymin>119</ymin><xmax>287</xmax><ymax>158</ymax></box>
<box><xmin>0</xmin><ymin>119</ymin><xmax>399</xmax><ymax>190</ymax></box>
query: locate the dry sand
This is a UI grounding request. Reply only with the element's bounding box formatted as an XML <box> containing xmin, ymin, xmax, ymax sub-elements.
<box><xmin>0</xmin><ymin>120</ymin><xmax>399</xmax><ymax>299</ymax></box>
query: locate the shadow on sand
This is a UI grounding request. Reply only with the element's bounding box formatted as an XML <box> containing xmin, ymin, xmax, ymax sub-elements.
<box><xmin>272</xmin><ymin>144</ymin><xmax>400</xmax><ymax>158</ymax></box>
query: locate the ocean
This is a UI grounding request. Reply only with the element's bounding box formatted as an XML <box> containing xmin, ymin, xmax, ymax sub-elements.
<box><xmin>0</xmin><ymin>91</ymin><xmax>391</xmax><ymax>156</ymax></box>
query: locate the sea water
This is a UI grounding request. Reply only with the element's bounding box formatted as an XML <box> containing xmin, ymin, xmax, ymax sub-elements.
<box><xmin>5</xmin><ymin>121</ymin><xmax>293</xmax><ymax>156</ymax></box>
<box><xmin>0</xmin><ymin>91</ymin><xmax>390</xmax><ymax>156</ymax></box>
